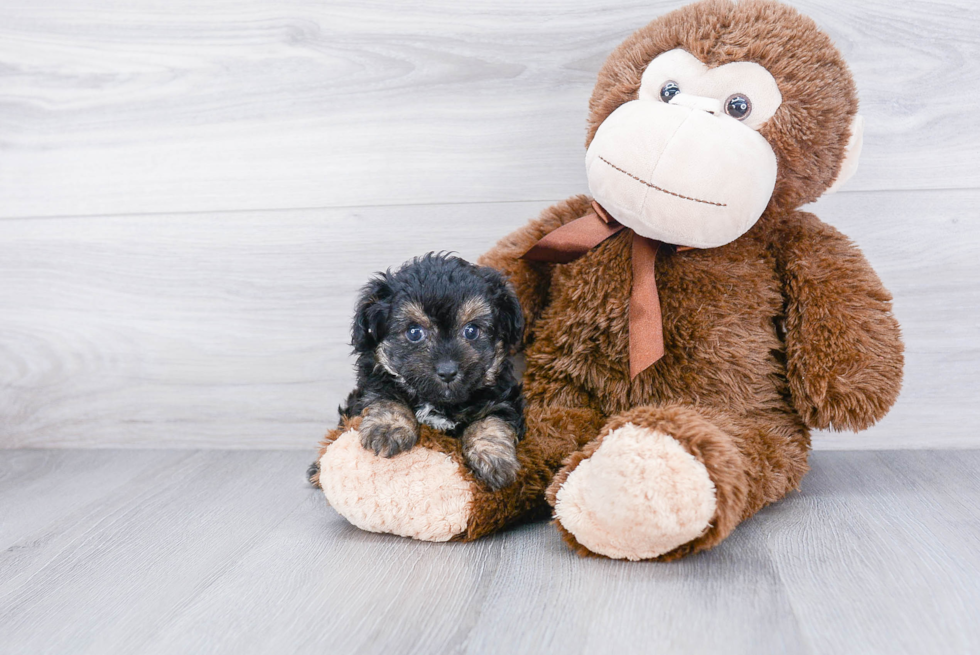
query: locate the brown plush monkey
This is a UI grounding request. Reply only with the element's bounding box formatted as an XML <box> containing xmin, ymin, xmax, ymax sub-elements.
<box><xmin>314</xmin><ymin>0</ymin><xmax>903</xmax><ymax>560</ymax></box>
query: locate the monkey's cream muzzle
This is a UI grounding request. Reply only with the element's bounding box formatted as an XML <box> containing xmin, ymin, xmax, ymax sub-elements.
<box><xmin>586</xmin><ymin>96</ymin><xmax>777</xmax><ymax>249</ymax></box>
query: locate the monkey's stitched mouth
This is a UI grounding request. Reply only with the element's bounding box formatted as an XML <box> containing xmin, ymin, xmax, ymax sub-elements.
<box><xmin>597</xmin><ymin>156</ymin><xmax>727</xmax><ymax>207</ymax></box>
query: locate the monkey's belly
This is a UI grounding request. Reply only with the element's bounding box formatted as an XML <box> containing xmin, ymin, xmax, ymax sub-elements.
<box><xmin>523</xmin><ymin>238</ymin><xmax>787</xmax><ymax>415</ymax></box>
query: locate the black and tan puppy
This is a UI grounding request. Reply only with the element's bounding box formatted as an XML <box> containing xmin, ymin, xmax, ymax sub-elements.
<box><xmin>311</xmin><ymin>253</ymin><xmax>526</xmax><ymax>490</ymax></box>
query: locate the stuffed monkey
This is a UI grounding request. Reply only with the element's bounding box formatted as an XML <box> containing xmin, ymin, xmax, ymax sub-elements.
<box><xmin>314</xmin><ymin>0</ymin><xmax>903</xmax><ymax>560</ymax></box>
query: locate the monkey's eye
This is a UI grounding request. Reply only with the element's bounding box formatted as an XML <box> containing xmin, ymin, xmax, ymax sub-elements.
<box><xmin>659</xmin><ymin>81</ymin><xmax>681</xmax><ymax>103</ymax></box>
<box><xmin>725</xmin><ymin>94</ymin><xmax>752</xmax><ymax>120</ymax></box>
<box><xmin>462</xmin><ymin>323</ymin><xmax>480</xmax><ymax>341</ymax></box>
<box><xmin>406</xmin><ymin>325</ymin><xmax>426</xmax><ymax>343</ymax></box>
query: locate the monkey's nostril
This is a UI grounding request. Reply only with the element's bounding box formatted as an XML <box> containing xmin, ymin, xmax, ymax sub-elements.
<box><xmin>436</xmin><ymin>361</ymin><xmax>459</xmax><ymax>382</ymax></box>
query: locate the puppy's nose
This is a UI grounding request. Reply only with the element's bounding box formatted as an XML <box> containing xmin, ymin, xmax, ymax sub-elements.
<box><xmin>435</xmin><ymin>361</ymin><xmax>458</xmax><ymax>383</ymax></box>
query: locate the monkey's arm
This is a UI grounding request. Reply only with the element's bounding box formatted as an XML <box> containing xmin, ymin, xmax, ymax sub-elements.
<box><xmin>776</xmin><ymin>211</ymin><xmax>904</xmax><ymax>431</ymax></box>
<box><xmin>478</xmin><ymin>194</ymin><xmax>594</xmax><ymax>336</ymax></box>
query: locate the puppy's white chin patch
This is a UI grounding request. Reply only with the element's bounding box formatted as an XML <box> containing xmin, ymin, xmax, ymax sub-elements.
<box><xmin>319</xmin><ymin>428</ymin><xmax>472</xmax><ymax>541</ymax></box>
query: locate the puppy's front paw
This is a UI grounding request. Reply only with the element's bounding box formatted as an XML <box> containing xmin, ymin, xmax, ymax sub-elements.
<box><xmin>467</xmin><ymin>448</ymin><xmax>519</xmax><ymax>491</ymax></box>
<box><xmin>359</xmin><ymin>401</ymin><xmax>419</xmax><ymax>458</ymax></box>
<box><xmin>463</xmin><ymin>416</ymin><xmax>520</xmax><ymax>491</ymax></box>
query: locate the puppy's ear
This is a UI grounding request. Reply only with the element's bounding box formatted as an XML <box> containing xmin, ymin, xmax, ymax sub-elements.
<box><xmin>484</xmin><ymin>269</ymin><xmax>524</xmax><ymax>350</ymax></box>
<box><xmin>352</xmin><ymin>274</ymin><xmax>393</xmax><ymax>353</ymax></box>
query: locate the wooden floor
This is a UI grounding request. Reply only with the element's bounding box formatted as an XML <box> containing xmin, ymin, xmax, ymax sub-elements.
<box><xmin>1</xmin><ymin>449</ymin><xmax>978</xmax><ymax>655</ymax></box>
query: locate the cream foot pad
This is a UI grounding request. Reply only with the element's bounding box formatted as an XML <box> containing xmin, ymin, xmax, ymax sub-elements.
<box><xmin>554</xmin><ymin>423</ymin><xmax>717</xmax><ymax>560</ymax></box>
<box><xmin>318</xmin><ymin>429</ymin><xmax>472</xmax><ymax>542</ymax></box>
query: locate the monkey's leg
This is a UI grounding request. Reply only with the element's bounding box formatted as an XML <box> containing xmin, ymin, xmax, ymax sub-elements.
<box><xmin>313</xmin><ymin>405</ymin><xmax>604</xmax><ymax>542</ymax></box>
<box><xmin>461</xmin><ymin>404</ymin><xmax>605</xmax><ymax>540</ymax></box>
<box><xmin>547</xmin><ymin>405</ymin><xmax>810</xmax><ymax>560</ymax></box>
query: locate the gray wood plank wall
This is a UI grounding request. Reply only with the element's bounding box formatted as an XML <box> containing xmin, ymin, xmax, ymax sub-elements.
<box><xmin>1</xmin><ymin>0</ymin><xmax>977</xmax><ymax>448</ymax></box>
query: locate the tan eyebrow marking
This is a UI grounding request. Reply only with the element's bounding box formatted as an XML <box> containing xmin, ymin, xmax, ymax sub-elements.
<box><xmin>458</xmin><ymin>297</ymin><xmax>492</xmax><ymax>327</ymax></box>
<box><xmin>396</xmin><ymin>301</ymin><xmax>432</xmax><ymax>329</ymax></box>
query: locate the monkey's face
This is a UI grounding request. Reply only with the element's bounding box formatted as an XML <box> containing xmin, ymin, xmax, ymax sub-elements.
<box><xmin>586</xmin><ymin>49</ymin><xmax>782</xmax><ymax>248</ymax></box>
<box><xmin>585</xmin><ymin>1</ymin><xmax>864</xmax><ymax>224</ymax></box>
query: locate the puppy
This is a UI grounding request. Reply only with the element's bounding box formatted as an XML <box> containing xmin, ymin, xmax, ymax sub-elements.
<box><xmin>310</xmin><ymin>253</ymin><xmax>526</xmax><ymax>490</ymax></box>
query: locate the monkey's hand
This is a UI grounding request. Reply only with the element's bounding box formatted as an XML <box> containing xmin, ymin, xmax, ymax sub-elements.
<box><xmin>359</xmin><ymin>401</ymin><xmax>419</xmax><ymax>458</ymax></box>
<box><xmin>462</xmin><ymin>416</ymin><xmax>520</xmax><ymax>491</ymax></box>
<box><xmin>778</xmin><ymin>211</ymin><xmax>904</xmax><ymax>431</ymax></box>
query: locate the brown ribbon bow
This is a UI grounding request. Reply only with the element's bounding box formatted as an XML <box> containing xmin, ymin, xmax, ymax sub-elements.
<box><xmin>522</xmin><ymin>201</ymin><xmax>690</xmax><ymax>379</ymax></box>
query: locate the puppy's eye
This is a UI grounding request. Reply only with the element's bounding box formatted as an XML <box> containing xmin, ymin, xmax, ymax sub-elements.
<box><xmin>462</xmin><ymin>323</ymin><xmax>480</xmax><ymax>341</ymax></box>
<box><xmin>406</xmin><ymin>325</ymin><xmax>426</xmax><ymax>343</ymax></box>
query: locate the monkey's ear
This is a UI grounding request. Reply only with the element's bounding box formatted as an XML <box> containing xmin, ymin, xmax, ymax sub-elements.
<box><xmin>825</xmin><ymin>114</ymin><xmax>864</xmax><ymax>195</ymax></box>
<box><xmin>351</xmin><ymin>274</ymin><xmax>393</xmax><ymax>353</ymax></box>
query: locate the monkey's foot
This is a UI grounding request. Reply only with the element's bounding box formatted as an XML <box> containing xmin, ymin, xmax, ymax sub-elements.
<box><xmin>318</xmin><ymin>428</ymin><xmax>472</xmax><ymax>541</ymax></box>
<box><xmin>550</xmin><ymin>423</ymin><xmax>717</xmax><ymax>560</ymax></box>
